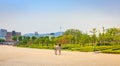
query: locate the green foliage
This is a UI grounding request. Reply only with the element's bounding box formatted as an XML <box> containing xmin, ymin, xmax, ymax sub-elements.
<box><xmin>63</xmin><ymin>29</ymin><xmax>82</xmax><ymax>44</ymax></box>
<box><xmin>61</xmin><ymin>44</ymin><xmax>93</xmax><ymax>52</ymax></box>
<box><xmin>112</xmin><ymin>45</ymin><xmax>120</xmax><ymax>50</ymax></box>
<box><xmin>102</xmin><ymin>49</ymin><xmax>120</xmax><ymax>54</ymax></box>
<box><xmin>17</xmin><ymin>27</ymin><xmax>120</xmax><ymax>54</ymax></box>
<box><xmin>12</xmin><ymin>36</ymin><xmax>17</xmax><ymax>41</ymax></box>
<box><xmin>32</xmin><ymin>36</ymin><xmax>37</xmax><ymax>40</ymax></box>
<box><xmin>0</xmin><ymin>39</ymin><xmax>5</xmax><ymax>42</ymax></box>
<box><xmin>71</xmin><ymin>46</ymin><xmax>93</xmax><ymax>52</ymax></box>
<box><xmin>62</xmin><ymin>44</ymin><xmax>76</xmax><ymax>50</ymax></box>
<box><xmin>79</xmin><ymin>34</ymin><xmax>91</xmax><ymax>46</ymax></box>
<box><xmin>18</xmin><ymin>36</ymin><xmax>22</xmax><ymax>41</ymax></box>
<box><xmin>96</xmin><ymin>46</ymin><xmax>113</xmax><ymax>51</ymax></box>
<box><xmin>17</xmin><ymin>44</ymin><xmax>54</xmax><ymax>49</ymax></box>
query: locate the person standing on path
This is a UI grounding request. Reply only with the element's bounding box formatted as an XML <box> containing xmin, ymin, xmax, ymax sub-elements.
<box><xmin>58</xmin><ymin>44</ymin><xmax>61</xmax><ymax>55</ymax></box>
<box><xmin>54</xmin><ymin>44</ymin><xmax>58</xmax><ymax>55</ymax></box>
<box><xmin>54</xmin><ymin>44</ymin><xmax>61</xmax><ymax>55</ymax></box>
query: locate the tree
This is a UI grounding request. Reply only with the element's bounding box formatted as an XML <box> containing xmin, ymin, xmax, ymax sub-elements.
<box><xmin>97</xmin><ymin>27</ymin><xmax>120</xmax><ymax>46</ymax></box>
<box><xmin>31</xmin><ymin>36</ymin><xmax>37</xmax><ymax>40</ymax></box>
<box><xmin>31</xmin><ymin>36</ymin><xmax>37</xmax><ymax>44</ymax></box>
<box><xmin>90</xmin><ymin>28</ymin><xmax>97</xmax><ymax>51</ymax></box>
<box><xmin>67</xmin><ymin>34</ymin><xmax>74</xmax><ymax>44</ymax></box>
<box><xmin>106</xmin><ymin>27</ymin><xmax>120</xmax><ymax>45</ymax></box>
<box><xmin>114</xmin><ymin>27</ymin><xmax>120</xmax><ymax>45</ymax></box>
<box><xmin>12</xmin><ymin>36</ymin><xmax>17</xmax><ymax>41</ymax></box>
<box><xmin>18</xmin><ymin>36</ymin><xmax>22</xmax><ymax>41</ymax></box>
<box><xmin>23</xmin><ymin>36</ymin><xmax>30</xmax><ymax>40</ymax></box>
<box><xmin>0</xmin><ymin>39</ymin><xmax>5</xmax><ymax>42</ymax></box>
<box><xmin>44</xmin><ymin>36</ymin><xmax>50</xmax><ymax>46</ymax></box>
<box><xmin>63</xmin><ymin>29</ymin><xmax>82</xmax><ymax>44</ymax></box>
<box><xmin>97</xmin><ymin>27</ymin><xmax>106</xmax><ymax>46</ymax></box>
<box><xmin>50</xmin><ymin>36</ymin><xmax>55</xmax><ymax>45</ymax></box>
<box><xmin>19</xmin><ymin>36</ymin><xmax>30</xmax><ymax>45</ymax></box>
<box><xmin>79</xmin><ymin>34</ymin><xmax>90</xmax><ymax>47</ymax></box>
<box><xmin>39</xmin><ymin>37</ymin><xmax>45</xmax><ymax>46</ymax></box>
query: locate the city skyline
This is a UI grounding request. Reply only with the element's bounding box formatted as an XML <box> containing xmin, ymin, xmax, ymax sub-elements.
<box><xmin>0</xmin><ymin>0</ymin><xmax>120</xmax><ymax>34</ymax></box>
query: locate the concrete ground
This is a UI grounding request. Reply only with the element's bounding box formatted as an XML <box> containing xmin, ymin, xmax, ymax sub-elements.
<box><xmin>0</xmin><ymin>45</ymin><xmax>120</xmax><ymax>66</ymax></box>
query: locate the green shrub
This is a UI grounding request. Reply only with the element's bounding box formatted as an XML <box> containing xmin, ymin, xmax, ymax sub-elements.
<box><xmin>112</xmin><ymin>46</ymin><xmax>120</xmax><ymax>50</ymax></box>
<box><xmin>17</xmin><ymin>44</ymin><xmax>120</xmax><ymax>54</ymax></box>
<box><xmin>71</xmin><ymin>46</ymin><xmax>93</xmax><ymax>52</ymax></box>
<box><xmin>62</xmin><ymin>44</ymin><xmax>78</xmax><ymax>50</ymax></box>
<box><xmin>102</xmin><ymin>49</ymin><xmax>120</xmax><ymax>54</ymax></box>
<box><xmin>62</xmin><ymin>46</ymin><xmax>71</xmax><ymax>50</ymax></box>
<box><xmin>96</xmin><ymin>46</ymin><xmax>113</xmax><ymax>51</ymax></box>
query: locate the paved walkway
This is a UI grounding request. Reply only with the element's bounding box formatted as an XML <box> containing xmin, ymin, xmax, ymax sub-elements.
<box><xmin>0</xmin><ymin>45</ymin><xmax>120</xmax><ymax>66</ymax></box>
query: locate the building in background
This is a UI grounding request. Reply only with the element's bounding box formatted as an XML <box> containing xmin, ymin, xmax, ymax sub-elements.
<box><xmin>16</xmin><ymin>32</ymin><xmax>21</xmax><ymax>37</ymax></box>
<box><xmin>35</xmin><ymin>32</ymin><xmax>39</xmax><ymax>37</ymax></box>
<box><xmin>6</xmin><ymin>31</ymin><xmax>21</xmax><ymax>42</ymax></box>
<box><xmin>6</xmin><ymin>32</ymin><xmax>12</xmax><ymax>42</ymax></box>
<box><xmin>0</xmin><ymin>29</ymin><xmax>21</xmax><ymax>42</ymax></box>
<box><xmin>12</xmin><ymin>31</ymin><xmax>16</xmax><ymax>36</ymax></box>
<box><xmin>0</xmin><ymin>29</ymin><xmax>7</xmax><ymax>40</ymax></box>
<box><xmin>0</xmin><ymin>29</ymin><xmax>21</xmax><ymax>45</ymax></box>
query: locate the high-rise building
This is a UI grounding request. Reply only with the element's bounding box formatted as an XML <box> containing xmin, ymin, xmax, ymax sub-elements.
<box><xmin>0</xmin><ymin>29</ymin><xmax>21</xmax><ymax>45</ymax></box>
<box><xmin>35</xmin><ymin>32</ymin><xmax>38</xmax><ymax>35</ymax></box>
<box><xmin>0</xmin><ymin>29</ymin><xmax>7</xmax><ymax>40</ymax></box>
<box><xmin>6</xmin><ymin>31</ymin><xmax>21</xmax><ymax>42</ymax></box>
<box><xmin>6</xmin><ymin>32</ymin><xmax>12</xmax><ymax>41</ymax></box>
<box><xmin>16</xmin><ymin>32</ymin><xmax>21</xmax><ymax>36</ymax></box>
<box><xmin>12</xmin><ymin>31</ymin><xmax>16</xmax><ymax>36</ymax></box>
<box><xmin>35</xmin><ymin>32</ymin><xmax>39</xmax><ymax>37</ymax></box>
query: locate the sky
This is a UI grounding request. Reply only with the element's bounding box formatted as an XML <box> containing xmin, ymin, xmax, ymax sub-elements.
<box><xmin>0</xmin><ymin>0</ymin><xmax>120</xmax><ymax>35</ymax></box>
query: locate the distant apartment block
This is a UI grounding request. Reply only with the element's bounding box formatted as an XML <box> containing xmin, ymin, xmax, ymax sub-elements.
<box><xmin>35</xmin><ymin>32</ymin><xmax>39</xmax><ymax>37</ymax></box>
<box><xmin>6</xmin><ymin>31</ymin><xmax>21</xmax><ymax>41</ymax></box>
<box><xmin>16</xmin><ymin>32</ymin><xmax>21</xmax><ymax>36</ymax></box>
<box><xmin>6</xmin><ymin>32</ymin><xmax>12</xmax><ymax>41</ymax></box>
<box><xmin>0</xmin><ymin>29</ymin><xmax>7</xmax><ymax>40</ymax></box>
<box><xmin>0</xmin><ymin>29</ymin><xmax>21</xmax><ymax>42</ymax></box>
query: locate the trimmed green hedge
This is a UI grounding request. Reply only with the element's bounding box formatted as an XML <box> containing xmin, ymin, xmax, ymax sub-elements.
<box><xmin>71</xmin><ymin>47</ymin><xmax>93</xmax><ymax>52</ymax></box>
<box><xmin>17</xmin><ymin>44</ymin><xmax>120</xmax><ymax>54</ymax></box>
<box><xmin>102</xmin><ymin>49</ymin><xmax>120</xmax><ymax>54</ymax></box>
<box><xmin>96</xmin><ymin>46</ymin><xmax>113</xmax><ymax>51</ymax></box>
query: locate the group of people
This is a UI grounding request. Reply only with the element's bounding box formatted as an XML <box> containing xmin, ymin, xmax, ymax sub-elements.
<box><xmin>54</xmin><ymin>44</ymin><xmax>61</xmax><ymax>55</ymax></box>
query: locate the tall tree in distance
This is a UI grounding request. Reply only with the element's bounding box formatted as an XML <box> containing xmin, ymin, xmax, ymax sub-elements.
<box><xmin>90</xmin><ymin>28</ymin><xmax>97</xmax><ymax>51</ymax></box>
<box><xmin>18</xmin><ymin>36</ymin><xmax>23</xmax><ymax>41</ymax></box>
<box><xmin>44</xmin><ymin>36</ymin><xmax>50</xmax><ymax>46</ymax></box>
<box><xmin>79</xmin><ymin>33</ymin><xmax>90</xmax><ymax>47</ymax></box>
<box><xmin>12</xmin><ymin>36</ymin><xmax>17</xmax><ymax>41</ymax></box>
<box><xmin>63</xmin><ymin>29</ymin><xmax>82</xmax><ymax>44</ymax></box>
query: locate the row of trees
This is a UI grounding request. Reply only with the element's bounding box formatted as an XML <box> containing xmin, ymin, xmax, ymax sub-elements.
<box><xmin>98</xmin><ymin>27</ymin><xmax>120</xmax><ymax>46</ymax></box>
<box><xmin>14</xmin><ymin>27</ymin><xmax>120</xmax><ymax>47</ymax></box>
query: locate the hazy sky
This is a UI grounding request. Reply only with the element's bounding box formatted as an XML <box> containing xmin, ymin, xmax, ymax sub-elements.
<box><xmin>0</xmin><ymin>0</ymin><xmax>120</xmax><ymax>35</ymax></box>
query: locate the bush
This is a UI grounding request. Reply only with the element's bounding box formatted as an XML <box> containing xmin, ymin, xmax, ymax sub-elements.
<box><xmin>71</xmin><ymin>46</ymin><xmax>93</xmax><ymax>52</ymax></box>
<box><xmin>96</xmin><ymin>46</ymin><xmax>113</xmax><ymax>51</ymax></box>
<box><xmin>62</xmin><ymin>46</ymin><xmax>72</xmax><ymax>50</ymax></box>
<box><xmin>62</xmin><ymin>44</ymin><xmax>78</xmax><ymax>50</ymax></box>
<box><xmin>112</xmin><ymin>46</ymin><xmax>120</xmax><ymax>50</ymax></box>
<box><xmin>17</xmin><ymin>43</ymin><xmax>120</xmax><ymax>54</ymax></box>
<box><xmin>102</xmin><ymin>49</ymin><xmax>120</xmax><ymax>54</ymax></box>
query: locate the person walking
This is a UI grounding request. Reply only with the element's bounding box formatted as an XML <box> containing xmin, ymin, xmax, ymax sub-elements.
<box><xmin>54</xmin><ymin>44</ymin><xmax>61</xmax><ymax>55</ymax></box>
<box><xmin>54</xmin><ymin>44</ymin><xmax>58</xmax><ymax>55</ymax></box>
<box><xmin>58</xmin><ymin>44</ymin><xmax>61</xmax><ymax>55</ymax></box>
